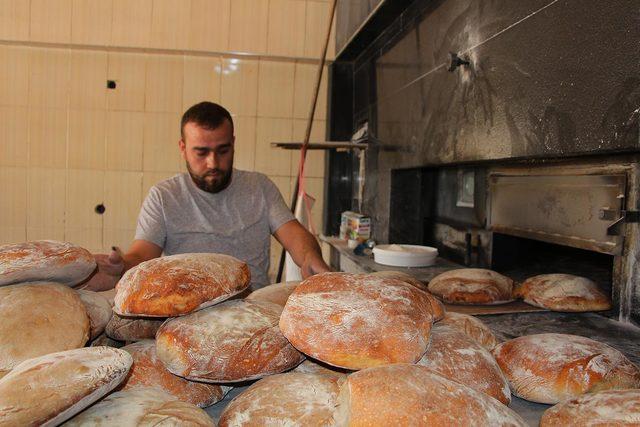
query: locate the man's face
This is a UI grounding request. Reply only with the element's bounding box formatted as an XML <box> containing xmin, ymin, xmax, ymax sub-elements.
<box><xmin>179</xmin><ymin>120</ymin><xmax>235</xmax><ymax>193</ymax></box>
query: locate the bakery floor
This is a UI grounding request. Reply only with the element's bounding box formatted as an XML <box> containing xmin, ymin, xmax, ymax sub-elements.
<box><xmin>204</xmin><ymin>311</ymin><xmax>640</xmax><ymax>426</ymax></box>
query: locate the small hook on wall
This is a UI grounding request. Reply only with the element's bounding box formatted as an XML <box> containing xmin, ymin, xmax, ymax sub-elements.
<box><xmin>447</xmin><ymin>52</ymin><xmax>470</xmax><ymax>72</ymax></box>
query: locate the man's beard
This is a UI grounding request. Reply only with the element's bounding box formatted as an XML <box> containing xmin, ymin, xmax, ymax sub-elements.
<box><xmin>186</xmin><ymin>163</ymin><xmax>232</xmax><ymax>194</ymax></box>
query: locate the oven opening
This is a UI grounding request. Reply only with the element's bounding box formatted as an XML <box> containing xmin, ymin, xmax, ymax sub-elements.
<box><xmin>491</xmin><ymin>233</ymin><xmax>614</xmax><ymax>297</ymax></box>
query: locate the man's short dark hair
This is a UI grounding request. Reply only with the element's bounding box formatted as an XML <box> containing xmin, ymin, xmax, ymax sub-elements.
<box><xmin>180</xmin><ymin>102</ymin><xmax>234</xmax><ymax>139</ymax></box>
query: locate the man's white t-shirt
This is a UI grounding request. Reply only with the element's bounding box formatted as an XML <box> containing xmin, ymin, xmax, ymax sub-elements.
<box><xmin>135</xmin><ymin>169</ymin><xmax>295</xmax><ymax>289</ymax></box>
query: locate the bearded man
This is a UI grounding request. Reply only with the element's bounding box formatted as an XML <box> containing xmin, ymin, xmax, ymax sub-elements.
<box><xmin>86</xmin><ymin>102</ymin><xmax>329</xmax><ymax>291</ymax></box>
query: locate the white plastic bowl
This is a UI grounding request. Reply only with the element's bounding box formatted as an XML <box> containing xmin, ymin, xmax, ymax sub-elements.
<box><xmin>372</xmin><ymin>244</ymin><xmax>438</xmax><ymax>267</ymax></box>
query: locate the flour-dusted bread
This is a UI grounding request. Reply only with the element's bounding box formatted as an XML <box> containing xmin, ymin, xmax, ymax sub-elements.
<box><xmin>219</xmin><ymin>372</ymin><xmax>344</xmax><ymax>426</ymax></box>
<box><xmin>428</xmin><ymin>268</ymin><xmax>514</xmax><ymax>305</ymax></box>
<box><xmin>0</xmin><ymin>283</ymin><xmax>90</xmax><ymax>377</ymax></box>
<box><xmin>246</xmin><ymin>281</ymin><xmax>300</xmax><ymax>307</ymax></box>
<box><xmin>335</xmin><ymin>364</ymin><xmax>526</xmax><ymax>426</ymax></box>
<box><xmin>120</xmin><ymin>340</ymin><xmax>230</xmax><ymax>408</ymax></box>
<box><xmin>418</xmin><ymin>326</ymin><xmax>511</xmax><ymax>404</ymax></box>
<box><xmin>514</xmin><ymin>274</ymin><xmax>612</xmax><ymax>312</ymax></box>
<box><xmin>540</xmin><ymin>388</ymin><xmax>640</xmax><ymax>426</ymax></box>
<box><xmin>105</xmin><ymin>313</ymin><xmax>165</xmax><ymax>342</ymax></box>
<box><xmin>0</xmin><ymin>240</ymin><xmax>96</xmax><ymax>287</ymax></box>
<box><xmin>439</xmin><ymin>311</ymin><xmax>500</xmax><ymax>350</ymax></box>
<box><xmin>492</xmin><ymin>333</ymin><xmax>640</xmax><ymax>404</ymax></box>
<box><xmin>279</xmin><ymin>272</ymin><xmax>434</xmax><ymax>370</ymax></box>
<box><xmin>156</xmin><ymin>299</ymin><xmax>304</xmax><ymax>383</ymax></box>
<box><xmin>77</xmin><ymin>289</ymin><xmax>113</xmax><ymax>340</ymax></box>
<box><xmin>114</xmin><ymin>253</ymin><xmax>251</xmax><ymax>317</ymax></box>
<box><xmin>0</xmin><ymin>346</ymin><xmax>132</xmax><ymax>427</ymax></box>
<box><xmin>97</xmin><ymin>288</ymin><xmax>116</xmax><ymax>307</ymax></box>
<box><xmin>63</xmin><ymin>387</ymin><xmax>213</xmax><ymax>427</ymax></box>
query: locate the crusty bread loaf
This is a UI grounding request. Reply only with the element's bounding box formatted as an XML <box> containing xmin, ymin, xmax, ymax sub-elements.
<box><xmin>418</xmin><ymin>326</ymin><xmax>511</xmax><ymax>404</ymax></box>
<box><xmin>0</xmin><ymin>283</ymin><xmax>90</xmax><ymax>377</ymax></box>
<box><xmin>514</xmin><ymin>274</ymin><xmax>612</xmax><ymax>312</ymax></box>
<box><xmin>492</xmin><ymin>333</ymin><xmax>640</xmax><ymax>404</ymax></box>
<box><xmin>114</xmin><ymin>253</ymin><xmax>250</xmax><ymax>317</ymax></box>
<box><xmin>279</xmin><ymin>272</ymin><xmax>434</xmax><ymax>370</ymax></box>
<box><xmin>77</xmin><ymin>289</ymin><xmax>113</xmax><ymax>340</ymax></box>
<box><xmin>219</xmin><ymin>372</ymin><xmax>344</xmax><ymax>426</ymax></box>
<box><xmin>63</xmin><ymin>387</ymin><xmax>213</xmax><ymax>427</ymax></box>
<box><xmin>97</xmin><ymin>288</ymin><xmax>116</xmax><ymax>307</ymax></box>
<box><xmin>335</xmin><ymin>364</ymin><xmax>526</xmax><ymax>426</ymax></box>
<box><xmin>428</xmin><ymin>268</ymin><xmax>514</xmax><ymax>305</ymax></box>
<box><xmin>156</xmin><ymin>299</ymin><xmax>304</xmax><ymax>383</ymax></box>
<box><xmin>369</xmin><ymin>270</ymin><xmax>428</xmax><ymax>292</ymax></box>
<box><xmin>540</xmin><ymin>388</ymin><xmax>640</xmax><ymax>426</ymax></box>
<box><xmin>246</xmin><ymin>281</ymin><xmax>300</xmax><ymax>307</ymax></box>
<box><xmin>292</xmin><ymin>359</ymin><xmax>350</xmax><ymax>379</ymax></box>
<box><xmin>439</xmin><ymin>311</ymin><xmax>500</xmax><ymax>350</ymax></box>
<box><xmin>0</xmin><ymin>240</ymin><xmax>96</xmax><ymax>287</ymax></box>
<box><xmin>90</xmin><ymin>333</ymin><xmax>125</xmax><ymax>348</ymax></box>
<box><xmin>120</xmin><ymin>340</ymin><xmax>229</xmax><ymax>407</ymax></box>
<box><xmin>0</xmin><ymin>346</ymin><xmax>132</xmax><ymax>427</ymax></box>
<box><xmin>105</xmin><ymin>313</ymin><xmax>165</xmax><ymax>342</ymax></box>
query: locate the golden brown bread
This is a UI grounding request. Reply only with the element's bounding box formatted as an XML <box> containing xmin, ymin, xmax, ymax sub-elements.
<box><xmin>0</xmin><ymin>346</ymin><xmax>132</xmax><ymax>427</ymax></box>
<box><xmin>540</xmin><ymin>388</ymin><xmax>640</xmax><ymax>426</ymax></box>
<box><xmin>120</xmin><ymin>340</ymin><xmax>229</xmax><ymax>407</ymax></box>
<box><xmin>292</xmin><ymin>359</ymin><xmax>350</xmax><ymax>379</ymax></box>
<box><xmin>335</xmin><ymin>364</ymin><xmax>526</xmax><ymax>426</ymax></box>
<box><xmin>428</xmin><ymin>268</ymin><xmax>514</xmax><ymax>305</ymax></box>
<box><xmin>514</xmin><ymin>274</ymin><xmax>612</xmax><ymax>312</ymax></box>
<box><xmin>245</xmin><ymin>281</ymin><xmax>300</xmax><ymax>307</ymax></box>
<box><xmin>418</xmin><ymin>326</ymin><xmax>511</xmax><ymax>404</ymax></box>
<box><xmin>279</xmin><ymin>272</ymin><xmax>434</xmax><ymax>370</ymax></box>
<box><xmin>438</xmin><ymin>311</ymin><xmax>500</xmax><ymax>350</ymax></box>
<box><xmin>492</xmin><ymin>333</ymin><xmax>640</xmax><ymax>404</ymax></box>
<box><xmin>156</xmin><ymin>299</ymin><xmax>304</xmax><ymax>383</ymax></box>
<box><xmin>0</xmin><ymin>240</ymin><xmax>96</xmax><ymax>286</ymax></box>
<box><xmin>63</xmin><ymin>387</ymin><xmax>214</xmax><ymax>426</ymax></box>
<box><xmin>114</xmin><ymin>253</ymin><xmax>250</xmax><ymax>317</ymax></box>
<box><xmin>0</xmin><ymin>283</ymin><xmax>90</xmax><ymax>377</ymax></box>
<box><xmin>77</xmin><ymin>289</ymin><xmax>113</xmax><ymax>340</ymax></box>
<box><xmin>219</xmin><ymin>372</ymin><xmax>344</xmax><ymax>426</ymax></box>
<box><xmin>105</xmin><ymin>313</ymin><xmax>165</xmax><ymax>342</ymax></box>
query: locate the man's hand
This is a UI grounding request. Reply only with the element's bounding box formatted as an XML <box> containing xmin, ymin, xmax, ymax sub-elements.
<box><xmin>301</xmin><ymin>255</ymin><xmax>331</xmax><ymax>279</ymax></box>
<box><xmin>80</xmin><ymin>249</ymin><xmax>125</xmax><ymax>291</ymax></box>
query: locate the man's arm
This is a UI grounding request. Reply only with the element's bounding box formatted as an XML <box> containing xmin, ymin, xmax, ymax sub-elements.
<box><xmin>80</xmin><ymin>240</ymin><xmax>163</xmax><ymax>291</ymax></box>
<box><xmin>274</xmin><ymin>219</ymin><xmax>331</xmax><ymax>279</ymax></box>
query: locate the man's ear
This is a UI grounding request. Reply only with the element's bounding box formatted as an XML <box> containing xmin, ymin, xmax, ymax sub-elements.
<box><xmin>178</xmin><ymin>139</ymin><xmax>186</xmax><ymax>159</ymax></box>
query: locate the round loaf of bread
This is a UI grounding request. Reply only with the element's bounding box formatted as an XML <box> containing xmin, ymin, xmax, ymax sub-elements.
<box><xmin>0</xmin><ymin>283</ymin><xmax>90</xmax><ymax>377</ymax></box>
<box><xmin>114</xmin><ymin>253</ymin><xmax>251</xmax><ymax>317</ymax></box>
<box><xmin>439</xmin><ymin>311</ymin><xmax>499</xmax><ymax>350</ymax></box>
<box><xmin>0</xmin><ymin>240</ymin><xmax>96</xmax><ymax>287</ymax></box>
<box><xmin>245</xmin><ymin>281</ymin><xmax>300</xmax><ymax>307</ymax></box>
<box><xmin>156</xmin><ymin>299</ymin><xmax>304</xmax><ymax>383</ymax></box>
<box><xmin>514</xmin><ymin>274</ymin><xmax>612</xmax><ymax>312</ymax></box>
<box><xmin>105</xmin><ymin>313</ymin><xmax>165</xmax><ymax>342</ymax></box>
<box><xmin>418</xmin><ymin>326</ymin><xmax>511</xmax><ymax>404</ymax></box>
<box><xmin>120</xmin><ymin>340</ymin><xmax>229</xmax><ymax>407</ymax></box>
<box><xmin>492</xmin><ymin>333</ymin><xmax>640</xmax><ymax>404</ymax></box>
<box><xmin>279</xmin><ymin>272</ymin><xmax>435</xmax><ymax>370</ymax></box>
<box><xmin>63</xmin><ymin>387</ymin><xmax>213</xmax><ymax>427</ymax></box>
<box><xmin>428</xmin><ymin>268</ymin><xmax>514</xmax><ymax>305</ymax></box>
<box><xmin>77</xmin><ymin>289</ymin><xmax>113</xmax><ymax>340</ymax></box>
<box><xmin>540</xmin><ymin>388</ymin><xmax>640</xmax><ymax>426</ymax></box>
<box><xmin>0</xmin><ymin>346</ymin><xmax>132</xmax><ymax>427</ymax></box>
<box><xmin>335</xmin><ymin>364</ymin><xmax>526</xmax><ymax>426</ymax></box>
<box><xmin>219</xmin><ymin>372</ymin><xmax>344</xmax><ymax>426</ymax></box>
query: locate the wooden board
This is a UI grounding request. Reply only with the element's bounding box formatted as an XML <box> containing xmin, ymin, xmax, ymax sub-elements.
<box><xmin>445</xmin><ymin>300</ymin><xmax>548</xmax><ymax>316</ymax></box>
